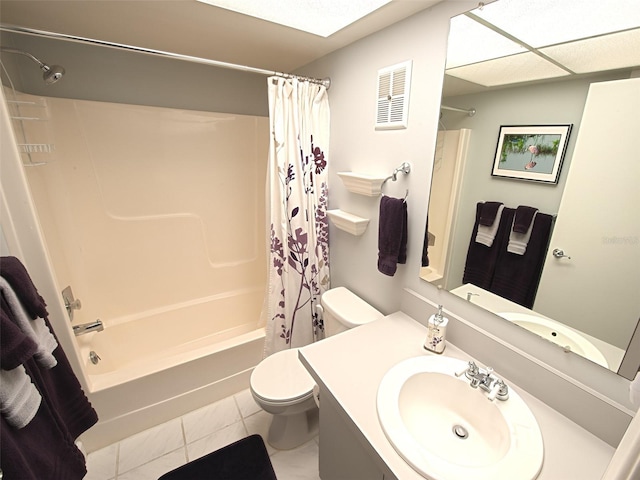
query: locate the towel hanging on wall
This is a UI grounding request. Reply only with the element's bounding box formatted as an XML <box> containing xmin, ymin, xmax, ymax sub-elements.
<box><xmin>0</xmin><ymin>256</ymin><xmax>98</xmax><ymax>480</ymax></box>
<box><xmin>463</xmin><ymin>202</ymin><xmax>513</xmax><ymax>290</ymax></box>
<box><xmin>378</xmin><ymin>195</ymin><xmax>408</xmax><ymax>276</ymax></box>
<box><xmin>491</xmin><ymin>213</ymin><xmax>554</xmax><ymax>308</ymax></box>
<box><xmin>475</xmin><ymin>202</ymin><xmax>504</xmax><ymax>247</ymax></box>
<box><xmin>507</xmin><ymin>206</ymin><xmax>539</xmax><ymax>255</ymax></box>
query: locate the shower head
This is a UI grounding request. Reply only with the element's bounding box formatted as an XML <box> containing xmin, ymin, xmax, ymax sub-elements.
<box><xmin>41</xmin><ymin>63</ymin><xmax>65</xmax><ymax>85</ymax></box>
<box><xmin>0</xmin><ymin>46</ymin><xmax>65</xmax><ymax>84</ymax></box>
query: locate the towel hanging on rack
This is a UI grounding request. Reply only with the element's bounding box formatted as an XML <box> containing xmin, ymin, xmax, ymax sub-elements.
<box><xmin>378</xmin><ymin>196</ymin><xmax>408</xmax><ymax>276</ymax></box>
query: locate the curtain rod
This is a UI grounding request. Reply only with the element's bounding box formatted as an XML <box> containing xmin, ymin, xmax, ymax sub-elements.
<box><xmin>0</xmin><ymin>23</ymin><xmax>331</xmax><ymax>89</ymax></box>
<box><xmin>441</xmin><ymin>105</ymin><xmax>476</xmax><ymax>116</ymax></box>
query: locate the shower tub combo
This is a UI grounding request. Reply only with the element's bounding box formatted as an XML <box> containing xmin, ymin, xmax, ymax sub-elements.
<box><xmin>3</xmin><ymin>88</ymin><xmax>269</xmax><ymax>450</ymax></box>
<box><xmin>76</xmin><ymin>289</ymin><xmax>265</xmax><ymax>451</ymax></box>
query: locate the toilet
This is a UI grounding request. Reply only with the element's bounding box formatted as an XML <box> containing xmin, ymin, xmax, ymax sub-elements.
<box><xmin>250</xmin><ymin>287</ymin><xmax>383</xmax><ymax>450</ymax></box>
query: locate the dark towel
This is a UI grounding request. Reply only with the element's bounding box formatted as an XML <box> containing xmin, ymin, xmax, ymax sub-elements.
<box><xmin>479</xmin><ymin>201</ymin><xmax>503</xmax><ymax>226</ymax></box>
<box><xmin>490</xmin><ymin>213</ymin><xmax>554</xmax><ymax>309</ymax></box>
<box><xmin>463</xmin><ymin>203</ymin><xmax>514</xmax><ymax>290</ymax></box>
<box><xmin>1</xmin><ymin>406</ymin><xmax>89</xmax><ymax>480</ymax></box>
<box><xmin>398</xmin><ymin>203</ymin><xmax>408</xmax><ymax>264</ymax></box>
<box><xmin>0</xmin><ymin>320</ymin><xmax>98</xmax><ymax>479</ymax></box>
<box><xmin>0</xmin><ymin>257</ymin><xmax>98</xmax><ymax>480</ymax></box>
<box><xmin>422</xmin><ymin>216</ymin><xmax>430</xmax><ymax>267</ymax></box>
<box><xmin>1</xmin><ymin>306</ymin><xmax>37</xmax><ymax>370</ymax></box>
<box><xmin>0</xmin><ymin>256</ymin><xmax>48</xmax><ymax>320</ymax></box>
<box><xmin>513</xmin><ymin>206</ymin><xmax>539</xmax><ymax>234</ymax></box>
<box><xmin>159</xmin><ymin>434</ymin><xmax>277</xmax><ymax>480</ymax></box>
<box><xmin>378</xmin><ymin>196</ymin><xmax>408</xmax><ymax>276</ymax></box>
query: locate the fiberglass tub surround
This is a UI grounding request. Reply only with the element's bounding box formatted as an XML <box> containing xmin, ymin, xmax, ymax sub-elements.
<box><xmin>20</xmin><ymin>91</ymin><xmax>268</xmax><ymax>353</ymax></box>
<box><xmin>13</xmin><ymin>90</ymin><xmax>270</xmax><ymax>448</ymax></box>
<box><xmin>76</xmin><ymin>288</ymin><xmax>265</xmax><ymax>390</ymax></box>
<box><xmin>23</xmin><ymin>94</ymin><xmax>268</xmax><ymax>325</ymax></box>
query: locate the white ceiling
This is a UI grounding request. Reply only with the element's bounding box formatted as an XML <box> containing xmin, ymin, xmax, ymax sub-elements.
<box><xmin>444</xmin><ymin>0</ymin><xmax>640</xmax><ymax>96</ymax></box>
<box><xmin>0</xmin><ymin>0</ymin><xmax>442</xmax><ymax>73</ymax></box>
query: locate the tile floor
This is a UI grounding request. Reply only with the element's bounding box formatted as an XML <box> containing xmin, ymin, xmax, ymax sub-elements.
<box><xmin>83</xmin><ymin>389</ymin><xmax>321</xmax><ymax>480</ymax></box>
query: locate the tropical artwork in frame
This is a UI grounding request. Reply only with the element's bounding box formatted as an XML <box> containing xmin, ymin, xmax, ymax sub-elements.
<box><xmin>491</xmin><ymin>125</ymin><xmax>572</xmax><ymax>184</ymax></box>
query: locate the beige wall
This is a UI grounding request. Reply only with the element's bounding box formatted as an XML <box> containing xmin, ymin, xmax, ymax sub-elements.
<box><xmin>19</xmin><ymin>92</ymin><xmax>268</xmax><ymax>325</ymax></box>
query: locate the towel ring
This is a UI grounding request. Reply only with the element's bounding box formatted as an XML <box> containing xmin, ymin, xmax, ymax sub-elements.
<box><xmin>381</xmin><ymin>187</ymin><xmax>409</xmax><ymax>201</ymax></box>
<box><xmin>381</xmin><ymin>162</ymin><xmax>410</xmax><ymax>200</ymax></box>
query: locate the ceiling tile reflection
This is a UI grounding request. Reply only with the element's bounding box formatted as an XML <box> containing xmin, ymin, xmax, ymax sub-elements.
<box><xmin>446</xmin><ymin>51</ymin><xmax>570</xmax><ymax>88</ymax></box>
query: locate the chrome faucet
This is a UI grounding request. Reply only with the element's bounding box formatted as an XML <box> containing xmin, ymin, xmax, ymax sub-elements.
<box><xmin>455</xmin><ymin>361</ymin><xmax>509</xmax><ymax>401</ymax></box>
<box><xmin>73</xmin><ymin>319</ymin><xmax>104</xmax><ymax>336</ymax></box>
<box><xmin>62</xmin><ymin>285</ymin><xmax>82</xmax><ymax>321</ymax></box>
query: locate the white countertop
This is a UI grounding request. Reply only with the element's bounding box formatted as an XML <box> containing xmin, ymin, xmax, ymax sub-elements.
<box><xmin>299</xmin><ymin>312</ymin><xmax>615</xmax><ymax>480</ymax></box>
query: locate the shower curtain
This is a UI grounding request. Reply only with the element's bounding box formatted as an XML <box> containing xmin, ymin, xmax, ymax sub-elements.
<box><xmin>264</xmin><ymin>76</ymin><xmax>330</xmax><ymax>356</ymax></box>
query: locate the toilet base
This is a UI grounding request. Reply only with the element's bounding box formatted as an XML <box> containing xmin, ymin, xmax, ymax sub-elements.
<box><xmin>267</xmin><ymin>405</ymin><xmax>319</xmax><ymax>450</ymax></box>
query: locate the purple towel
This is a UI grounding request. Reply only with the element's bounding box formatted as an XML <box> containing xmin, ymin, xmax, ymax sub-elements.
<box><xmin>0</xmin><ymin>257</ymin><xmax>98</xmax><ymax>479</ymax></box>
<box><xmin>490</xmin><ymin>213</ymin><xmax>554</xmax><ymax>309</ymax></box>
<box><xmin>479</xmin><ymin>202</ymin><xmax>503</xmax><ymax>226</ymax></box>
<box><xmin>1</xmin><ymin>306</ymin><xmax>37</xmax><ymax>370</ymax></box>
<box><xmin>513</xmin><ymin>206</ymin><xmax>539</xmax><ymax>234</ymax></box>
<box><xmin>463</xmin><ymin>203</ymin><xmax>514</xmax><ymax>290</ymax></box>
<box><xmin>378</xmin><ymin>196</ymin><xmax>408</xmax><ymax>277</ymax></box>
<box><xmin>0</xmin><ymin>256</ymin><xmax>48</xmax><ymax>320</ymax></box>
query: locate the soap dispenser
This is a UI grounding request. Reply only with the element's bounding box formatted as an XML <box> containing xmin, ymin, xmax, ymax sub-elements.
<box><xmin>424</xmin><ymin>305</ymin><xmax>448</xmax><ymax>354</ymax></box>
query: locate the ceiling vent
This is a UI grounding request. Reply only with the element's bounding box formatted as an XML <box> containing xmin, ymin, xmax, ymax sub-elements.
<box><xmin>375</xmin><ymin>60</ymin><xmax>412</xmax><ymax>130</ymax></box>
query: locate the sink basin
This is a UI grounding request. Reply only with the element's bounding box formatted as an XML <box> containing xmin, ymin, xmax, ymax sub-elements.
<box><xmin>498</xmin><ymin>312</ymin><xmax>608</xmax><ymax>368</ymax></box>
<box><xmin>377</xmin><ymin>355</ymin><xmax>543</xmax><ymax>480</ymax></box>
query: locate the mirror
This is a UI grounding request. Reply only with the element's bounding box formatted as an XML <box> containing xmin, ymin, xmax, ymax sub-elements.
<box><xmin>421</xmin><ymin>0</ymin><xmax>640</xmax><ymax>376</ymax></box>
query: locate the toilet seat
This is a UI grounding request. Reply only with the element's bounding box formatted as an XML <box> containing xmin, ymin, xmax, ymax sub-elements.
<box><xmin>250</xmin><ymin>348</ymin><xmax>315</xmax><ymax>406</ymax></box>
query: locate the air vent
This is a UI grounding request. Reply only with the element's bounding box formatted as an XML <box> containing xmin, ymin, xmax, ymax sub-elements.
<box><xmin>375</xmin><ymin>60</ymin><xmax>412</xmax><ymax>130</ymax></box>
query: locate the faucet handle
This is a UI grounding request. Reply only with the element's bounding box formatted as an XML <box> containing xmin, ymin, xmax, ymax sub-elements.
<box><xmin>487</xmin><ymin>379</ymin><xmax>509</xmax><ymax>401</ymax></box>
<box><xmin>455</xmin><ymin>361</ymin><xmax>478</xmax><ymax>378</ymax></box>
<box><xmin>466</xmin><ymin>292</ymin><xmax>479</xmax><ymax>302</ymax></box>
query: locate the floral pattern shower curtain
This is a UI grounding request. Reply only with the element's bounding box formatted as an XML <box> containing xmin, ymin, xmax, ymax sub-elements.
<box><xmin>264</xmin><ymin>76</ymin><xmax>330</xmax><ymax>356</ymax></box>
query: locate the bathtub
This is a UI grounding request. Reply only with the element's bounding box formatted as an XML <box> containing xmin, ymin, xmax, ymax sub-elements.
<box><xmin>75</xmin><ymin>288</ymin><xmax>266</xmax><ymax>451</ymax></box>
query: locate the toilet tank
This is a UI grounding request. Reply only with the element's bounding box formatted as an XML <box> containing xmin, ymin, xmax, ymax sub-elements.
<box><xmin>321</xmin><ymin>287</ymin><xmax>383</xmax><ymax>337</ymax></box>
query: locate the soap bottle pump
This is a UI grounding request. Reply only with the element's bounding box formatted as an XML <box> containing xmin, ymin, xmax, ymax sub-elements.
<box><xmin>424</xmin><ymin>304</ymin><xmax>448</xmax><ymax>354</ymax></box>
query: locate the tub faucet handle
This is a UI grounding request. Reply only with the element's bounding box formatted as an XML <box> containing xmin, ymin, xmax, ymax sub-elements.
<box><xmin>62</xmin><ymin>286</ymin><xmax>82</xmax><ymax>321</ymax></box>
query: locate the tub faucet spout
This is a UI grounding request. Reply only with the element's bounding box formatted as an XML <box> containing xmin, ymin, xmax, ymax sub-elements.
<box><xmin>73</xmin><ymin>319</ymin><xmax>104</xmax><ymax>336</ymax></box>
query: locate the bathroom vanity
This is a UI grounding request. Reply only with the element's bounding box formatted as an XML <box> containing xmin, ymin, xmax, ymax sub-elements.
<box><xmin>299</xmin><ymin>312</ymin><xmax>614</xmax><ymax>480</ymax></box>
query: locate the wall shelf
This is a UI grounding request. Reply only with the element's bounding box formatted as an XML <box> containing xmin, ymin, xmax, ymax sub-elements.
<box><xmin>337</xmin><ymin>172</ymin><xmax>386</xmax><ymax>197</ymax></box>
<box><xmin>327</xmin><ymin>209</ymin><xmax>369</xmax><ymax>236</ymax></box>
<box><xmin>4</xmin><ymin>88</ymin><xmax>56</xmax><ymax>166</ymax></box>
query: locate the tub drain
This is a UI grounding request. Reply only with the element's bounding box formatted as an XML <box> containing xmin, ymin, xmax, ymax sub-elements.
<box><xmin>452</xmin><ymin>425</ymin><xmax>469</xmax><ymax>439</ymax></box>
<box><xmin>89</xmin><ymin>351</ymin><xmax>101</xmax><ymax>365</ymax></box>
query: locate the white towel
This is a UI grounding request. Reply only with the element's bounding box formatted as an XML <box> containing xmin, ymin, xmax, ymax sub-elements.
<box><xmin>475</xmin><ymin>204</ymin><xmax>504</xmax><ymax>247</ymax></box>
<box><xmin>0</xmin><ymin>365</ymin><xmax>42</xmax><ymax>429</ymax></box>
<box><xmin>0</xmin><ymin>277</ymin><xmax>58</xmax><ymax>369</ymax></box>
<box><xmin>507</xmin><ymin>212</ymin><xmax>538</xmax><ymax>255</ymax></box>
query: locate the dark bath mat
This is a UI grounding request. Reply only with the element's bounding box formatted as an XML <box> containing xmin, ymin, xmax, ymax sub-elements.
<box><xmin>158</xmin><ymin>434</ymin><xmax>277</xmax><ymax>480</ymax></box>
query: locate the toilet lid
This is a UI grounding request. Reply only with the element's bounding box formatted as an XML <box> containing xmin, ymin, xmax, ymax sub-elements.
<box><xmin>251</xmin><ymin>348</ymin><xmax>315</xmax><ymax>403</ymax></box>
